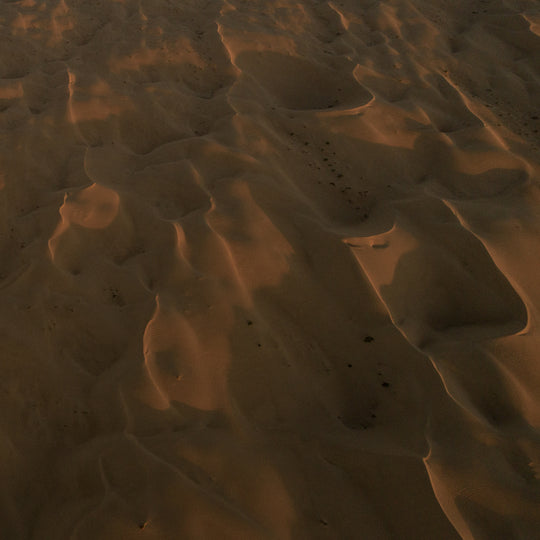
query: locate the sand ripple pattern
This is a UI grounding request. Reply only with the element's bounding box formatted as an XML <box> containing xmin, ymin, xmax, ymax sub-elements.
<box><xmin>0</xmin><ymin>0</ymin><xmax>539</xmax><ymax>538</ymax></box>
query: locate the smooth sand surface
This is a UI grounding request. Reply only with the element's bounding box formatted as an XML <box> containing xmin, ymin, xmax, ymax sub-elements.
<box><xmin>1</xmin><ymin>0</ymin><xmax>540</xmax><ymax>538</ymax></box>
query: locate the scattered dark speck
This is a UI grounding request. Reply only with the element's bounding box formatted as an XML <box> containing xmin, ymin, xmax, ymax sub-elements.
<box><xmin>320</xmin><ymin>519</ymin><xmax>329</xmax><ymax>526</ymax></box>
<box><xmin>247</xmin><ymin>320</ymin><xmax>253</xmax><ymax>326</ymax></box>
<box><xmin>382</xmin><ymin>382</ymin><xmax>390</xmax><ymax>388</ymax></box>
<box><xmin>364</xmin><ymin>336</ymin><xmax>374</xmax><ymax>343</ymax></box>
<box><xmin>347</xmin><ymin>363</ymin><xmax>352</xmax><ymax>368</ymax></box>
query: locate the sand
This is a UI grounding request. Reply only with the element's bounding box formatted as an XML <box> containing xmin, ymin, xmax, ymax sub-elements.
<box><xmin>1</xmin><ymin>0</ymin><xmax>540</xmax><ymax>538</ymax></box>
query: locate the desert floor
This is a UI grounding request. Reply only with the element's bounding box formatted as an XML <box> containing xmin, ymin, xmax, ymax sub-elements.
<box><xmin>1</xmin><ymin>0</ymin><xmax>540</xmax><ymax>538</ymax></box>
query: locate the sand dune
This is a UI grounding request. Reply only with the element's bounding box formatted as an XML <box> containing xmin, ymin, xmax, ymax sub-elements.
<box><xmin>1</xmin><ymin>0</ymin><xmax>540</xmax><ymax>538</ymax></box>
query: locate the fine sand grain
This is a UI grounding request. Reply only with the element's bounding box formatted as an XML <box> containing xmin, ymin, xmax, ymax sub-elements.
<box><xmin>1</xmin><ymin>0</ymin><xmax>540</xmax><ymax>538</ymax></box>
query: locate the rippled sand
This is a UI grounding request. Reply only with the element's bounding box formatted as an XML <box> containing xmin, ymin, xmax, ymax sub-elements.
<box><xmin>1</xmin><ymin>0</ymin><xmax>540</xmax><ymax>538</ymax></box>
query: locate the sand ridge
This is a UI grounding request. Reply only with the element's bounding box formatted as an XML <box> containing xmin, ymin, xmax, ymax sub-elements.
<box><xmin>1</xmin><ymin>0</ymin><xmax>540</xmax><ymax>538</ymax></box>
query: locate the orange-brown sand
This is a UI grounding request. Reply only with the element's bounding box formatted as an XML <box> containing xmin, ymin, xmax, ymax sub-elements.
<box><xmin>1</xmin><ymin>0</ymin><xmax>540</xmax><ymax>538</ymax></box>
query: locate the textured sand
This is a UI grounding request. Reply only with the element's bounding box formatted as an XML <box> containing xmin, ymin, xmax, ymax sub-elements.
<box><xmin>1</xmin><ymin>0</ymin><xmax>540</xmax><ymax>538</ymax></box>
